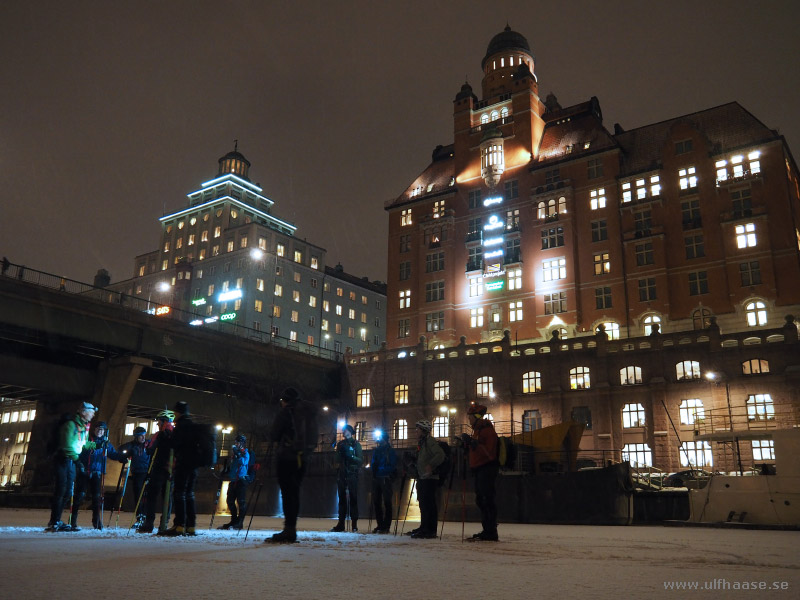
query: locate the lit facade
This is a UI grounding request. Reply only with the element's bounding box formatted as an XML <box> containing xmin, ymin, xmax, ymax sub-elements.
<box><xmin>385</xmin><ymin>26</ymin><xmax>800</xmax><ymax>350</ymax></box>
<box><xmin>110</xmin><ymin>150</ymin><xmax>386</xmax><ymax>355</ymax></box>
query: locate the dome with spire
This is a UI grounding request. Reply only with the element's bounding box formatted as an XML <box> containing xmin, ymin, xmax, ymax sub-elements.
<box><xmin>481</xmin><ymin>25</ymin><xmax>533</xmax><ymax>69</ymax></box>
<box><xmin>217</xmin><ymin>141</ymin><xmax>251</xmax><ymax>180</ymax></box>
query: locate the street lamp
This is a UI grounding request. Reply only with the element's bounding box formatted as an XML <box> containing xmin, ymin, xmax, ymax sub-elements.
<box><xmin>705</xmin><ymin>372</ymin><xmax>744</xmax><ymax>475</ymax></box>
<box><xmin>440</xmin><ymin>406</ymin><xmax>457</xmax><ymax>438</ymax></box>
<box><xmin>216</xmin><ymin>424</ymin><xmax>233</xmax><ymax>456</ymax></box>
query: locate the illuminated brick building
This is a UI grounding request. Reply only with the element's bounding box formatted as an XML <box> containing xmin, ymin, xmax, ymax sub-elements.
<box><xmin>385</xmin><ymin>26</ymin><xmax>800</xmax><ymax>350</ymax></box>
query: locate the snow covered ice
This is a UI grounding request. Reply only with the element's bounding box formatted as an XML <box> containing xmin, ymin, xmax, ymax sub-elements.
<box><xmin>1</xmin><ymin>508</ymin><xmax>798</xmax><ymax>599</ymax></box>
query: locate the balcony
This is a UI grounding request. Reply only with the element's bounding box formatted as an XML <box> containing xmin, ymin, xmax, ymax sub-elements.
<box><xmin>470</xmin><ymin>115</ymin><xmax>514</xmax><ymax>134</ymax></box>
<box><xmin>504</xmin><ymin>253</ymin><xmax>522</xmax><ymax>265</ymax></box>
<box><xmin>465</xmin><ymin>230</ymin><xmax>483</xmax><ymax>243</ymax></box>
<box><xmin>716</xmin><ymin>169</ymin><xmax>762</xmax><ymax>188</ymax></box>
<box><xmin>466</xmin><ymin>259</ymin><xmax>484</xmax><ymax>273</ymax></box>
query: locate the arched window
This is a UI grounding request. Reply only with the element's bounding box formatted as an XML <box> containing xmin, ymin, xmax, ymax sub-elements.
<box><xmin>490</xmin><ymin>110</ymin><xmax>499</xmax><ymax>121</ymax></box>
<box><xmin>742</xmin><ymin>359</ymin><xmax>769</xmax><ymax>375</ymax></box>
<box><xmin>600</xmin><ymin>322</ymin><xmax>620</xmax><ymax>340</ymax></box>
<box><xmin>433</xmin><ymin>380</ymin><xmax>450</xmax><ymax>401</ymax></box>
<box><xmin>394</xmin><ymin>384</ymin><xmax>409</xmax><ymax>404</ymax></box>
<box><xmin>680</xmin><ymin>441</ymin><xmax>712</xmax><ymax>467</ymax></box>
<box><xmin>747</xmin><ymin>394</ymin><xmax>774</xmax><ymax>421</ymax></box>
<box><xmin>622</xmin><ymin>443</ymin><xmax>652</xmax><ymax>467</ymax></box>
<box><xmin>622</xmin><ymin>403</ymin><xmax>646</xmax><ymax>428</ymax></box>
<box><xmin>679</xmin><ymin>399</ymin><xmax>704</xmax><ymax>425</ymax></box>
<box><xmin>433</xmin><ymin>416</ymin><xmax>449</xmax><ymax>438</ymax></box>
<box><xmin>522</xmin><ymin>371</ymin><xmax>542</xmax><ymax>394</ymax></box>
<box><xmin>692</xmin><ymin>308</ymin><xmax>713</xmax><ymax>330</ymax></box>
<box><xmin>569</xmin><ymin>366</ymin><xmax>591</xmax><ymax>390</ymax></box>
<box><xmin>643</xmin><ymin>315</ymin><xmax>661</xmax><ymax>336</ymax></box>
<box><xmin>356</xmin><ymin>388</ymin><xmax>371</xmax><ymax>408</ymax></box>
<box><xmin>745</xmin><ymin>301</ymin><xmax>767</xmax><ymax>326</ymax></box>
<box><xmin>548</xmin><ymin>198</ymin><xmax>556</xmax><ymax>215</ymax></box>
<box><xmin>393</xmin><ymin>419</ymin><xmax>408</xmax><ymax>440</ymax></box>
<box><xmin>480</xmin><ymin>113</ymin><xmax>489</xmax><ymax>124</ymax></box>
<box><xmin>476</xmin><ymin>376</ymin><xmax>493</xmax><ymax>398</ymax></box>
<box><xmin>537</xmin><ymin>202</ymin><xmax>547</xmax><ymax>219</ymax></box>
<box><xmin>676</xmin><ymin>360</ymin><xmax>701</xmax><ymax>380</ymax></box>
<box><xmin>557</xmin><ymin>196</ymin><xmax>567</xmax><ymax>213</ymax></box>
<box><xmin>500</xmin><ymin>107</ymin><xmax>509</xmax><ymax>119</ymax></box>
<box><xmin>619</xmin><ymin>366</ymin><xmax>643</xmax><ymax>385</ymax></box>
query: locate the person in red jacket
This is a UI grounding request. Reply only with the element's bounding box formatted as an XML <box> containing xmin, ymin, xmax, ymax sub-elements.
<box><xmin>460</xmin><ymin>403</ymin><xmax>499</xmax><ymax>541</ymax></box>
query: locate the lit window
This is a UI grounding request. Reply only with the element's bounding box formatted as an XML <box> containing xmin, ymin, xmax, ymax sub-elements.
<box><xmin>309</xmin><ymin>296</ymin><xmax>317</xmax><ymax>308</ymax></box>
<box><xmin>293</xmin><ymin>272</ymin><xmax>301</xmax><ymax>283</ymax></box>
<box><xmin>570</xmin><ymin>367</ymin><xmax>591</xmax><ymax>390</ymax></box>
<box><xmin>679</xmin><ymin>399</ymin><xmax>705</xmax><ymax>425</ymax></box>
<box><xmin>433</xmin><ymin>416</ymin><xmax>449</xmax><ymax>438</ymax></box>
<box><xmin>599</xmin><ymin>322</ymin><xmax>619</xmax><ymax>340</ymax></box>
<box><xmin>745</xmin><ymin>301</ymin><xmax>767</xmax><ymax>326</ymax></box>
<box><xmin>543</xmin><ymin>258</ymin><xmax>566</xmax><ymax>281</ymax></box>
<box><xmin>751</xmin><ymin>439</ymin><xmax>774</xmax><ymax>461</ymax></box>
<box><xmin>254</xmin><ymin>299</ymin><xmax>262</xmax><ymax>313</ymax></box>
<box><xmin>643</xmin><ymin>315</ymin><xmax>661</xmax><ymax>336</ymax></box>
<box><xmin>394</xmin><ymin>384</ymin><xmax>409</xmax><ymax>404</ymax></box>
<box><xmin>589</xmin><ymin>188</ymin><xmax>606</xmax><ymax>210</ymax></box>
<box><xmin>240</xmin><ymin>236</ymin><xmax>248</xmax><ymax>249</ymax></box>
<box><xmin>742</xmin><ymin>359</ymin><xmax>769</xmax><ymax>375</ymax></box>
<box><xmin>293</xmin><ymin>290</ymin><xmax>300</xmax><ymax>303</ymax></box>
<box><xmin>508</xmin><ymin>268</ymin><xmax>522</xmax><ymax>290</ymax></box>
<box><xmin>469</xmin><ymin>277</ymin><xmax>483</xmax><ymax>297</ymax></box>
<box><xmin>311</xmin><ymin>257</ymin><xmax>319</xmax><ymax>269</ymax></box>
<box><xmin>336</xmin><ymin>287</ymin><xmax>343</xmax><ymax>297</ymax></box>
<box><xmin>622</xmin><ymin>444</ymin><xmax>652</xmax><ymax>467</ymax></box>
<box><xmin>348</xmin><ymin>308</ymin><xmax>355</xmax><ymax>320</ymax></box>
<box><xmin>274</xmin><ymin>283</ymin><xmax>282</xmax><ymax>297</ymax></box>
<box><xmin>336</xmin><ymin>305</ymin><xmax>343</xmax><ymax>316</ymax></box>
<box><xmin>294</xmin><ymin>250</ymin><xmax>302</xmax><ymax>263</ymax></box>
<box><xmin>399</xmin><ymin>290</ymin><xmax>411</xmax><ymax>309</ymax></box>
<box><xmin>735</xmin><ymin>223</ymin><xmax>757</xmax><ymax>248</ymax></box>
<box><xmin>622</xmin><ymin>403</ymin><xmax>645</xmax><ymax>428</ymax></box>
<box><xmin>650</xmin><ymin>175</ymin><xmax>661</xmax><ymax>196</ymax></box>
<box><xmin>522</xmin><ymin>371</ymin><xmax>541</xmax><ymax>394</ymax></box>
<box><xmin>675</xmin><ymin>360</ymin><xmax>701</xmax><ymax>380</ymax></box>
<box><xmin>621</xmin><ymin>182</ymin><xmax>632</xmax><ymax>203</ymax></box>
<box><xmin>273</xmin><ymin>305</ymin><xmax>281</xmax><ymax>318</ymax></box>
<box><xmin>509</xmin><ymin>301</ymin><xmax>523</xmax><ymax>322</ymax></box>
<box><xmin>747</xmin><ymin>394</ymin><xmax>775</xmax><ymax>421</ymax></box>
<box><xmin>357</xmin><ymin>388</ymin><xmax>371</xmax><ymax>408</ymax></box>
<box><xmin>544</xmin><ymin>292</ymin><xmax>567</xmax><ymax>315</ymax></box>
<box><xmin>433</xmin><ymin>380</ymin><xmax>450</xmax><ymax>401</ymax></box>
<box><xmin>214</xmin><ymin>226</ymin><xmax>221</xmax><ymax>238</ymax></box>
<box><xmin>748</xmin><ymin>150</ymin><xmax>761</xmax><ymax>175</ymax></box>
<box><xmin>426</xmin><ymin>311</ymin><xmax>444</xmax><ymax>332</ymax></box>
<box><xmin>679</xmin><ymin>166</ymin><xmax>697</xmax><ymax>190</ymax></box>
<box><xmin>188</xmin><ymin>234</ymin><xmax>195</xmax><ymax>246</ymax></box>
<box><xmin>433</xmin><ymin>200</ymin><xmax>445</xmax><ymax>218</ymax></box>
<box><xmin>289</xmin><ymin>331</ymin><xmax>297</xmax><ymax>342</ymax></box>
<box><xmin>401</xmin><ymin>209</ymin><xmax>413</xmax><ymax>226</ymax></box>
<box><xmin>480</xmin><ymin>114</ymin><xmax>489</xmax><ymax>124</ymax></box>
<box><xmin>593</xmin><ymin>252</ymin><xmax>610</xmax><ymax>275</ymax></box>
<box><xmin>476</xmin><ymin>376</ymin><xmax>493</xmax><ymax>398</ymax></box>
<box><xmin>323</xmin><ymin>300</ymin><xmax>329</xmax><ymax>312</ymax></box>
<box><xmin>277</xmin><ymin>243</ymin><xmax>285</xmax><ymax>257</ymax></box>
<box><xmin>620</xmin><ymin>366</ymin><xmax>643</xmax><ymax>385</ymax></box>
<box><xmin>470</xmin><ymin>307</ymin><xmax>484</xmax><ymax>327</ymax></box>
<box><xmin>490</xmin><ymin>110</ymin><xmax>499</xmax><ymax>121</ymax></box>
<box><xmin>394</xmin><ymin>419</ymin><xmax>408</xmax><ymax>440</ymax></box>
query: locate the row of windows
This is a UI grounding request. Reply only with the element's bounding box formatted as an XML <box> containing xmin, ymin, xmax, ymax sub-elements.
<box><xmin>623</xmin><ymin>438</ymin><xmax>773</xmax><ymax>468</ymax></box>
<box><xmin>0</xmin><ymin>409</ymin><xmax>36</xmax><ymax>424</ymax></box>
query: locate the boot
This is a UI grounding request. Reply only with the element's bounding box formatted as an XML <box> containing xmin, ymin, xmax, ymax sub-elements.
<box><xmin>136</xmin><ymin>521</ymin><xmax>154</xmax><ymax>533</ymax></box>
<box><xmin>351</xmin><ymin>520</ymin><xmax>358</xmax><ymax>533</ymax></box>
<box><xmin>158</xmin><ymin>525</ymin><xmax>185</xmax><ymax>537</ymax></box>
<box><xmin>185</xmin><ymin>526</ymin><xmax>197</xmax><ymax>536</ymax></box>
<box><xmin>217</xmin><ymin>522</ymin><xmax>233</xmax><ymax>530</ymax></box>
<box><xmin>266</xmin><ymin>529</ymin><xmax>297</xmax><ymax>543</ymax></box>
<box><xmin>92</xmin><ymin>511</ymin><xmax>103</xmax><ymax>530</ymax></box>
<box><xmin>330</xmin><ymin>522</ymin><xmax>345</xmax><ymax>532</ymax></box>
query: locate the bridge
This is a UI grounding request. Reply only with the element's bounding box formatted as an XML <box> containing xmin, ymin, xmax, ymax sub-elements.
<box><xmin>0</xmin><ymin>262</ymin><xmax>343</xmax><ymax>488</ymax></box>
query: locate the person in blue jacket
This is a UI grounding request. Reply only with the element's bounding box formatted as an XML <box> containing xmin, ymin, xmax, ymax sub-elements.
<box><xmin>118</xmin><ymin>426</ymin><xmax>150</xmax><ymax>527</ymax></box>
<box><xmin>219</xmin><ymin>434</ymin><xmax>250</xmax><ymax>529</ymax></box>
<box><xmin>369</xmin><ymin>430</ymin><xmax>397</xmax><ymax>534</ymax></box>
<box><xmin>71</xmin><ymin>421</ymin><xmax>127</xmax><ymax>530</ymax></box>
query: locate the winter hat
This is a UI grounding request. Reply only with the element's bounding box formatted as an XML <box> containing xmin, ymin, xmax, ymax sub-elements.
<box><xmin>468</xmin><ymin>404</ymin><xmax>487</xmax><ymax>416</ymax></box>
<box><xmin>342</xmin><ymin>424</ymin><xmax>356</xmax><ymax>435</ymax></box>
<box><xmin>234</xmin><ymin>434</ymin><xmax>247</xmax><ymax>444</ymax></box>
<box><xmin>80</xmin><ymin>401</ymin><xmax>98</xmax><ymax>413</ymax></box>
<box><xmin>280</xmin><ymin>387</ymin><xmax>300</xmax><ymax>404</ymax></box>
<box><xmin>94</xmin><ymin>421</ymin><xmax>108</xmax><ymax>430</ymax></box>
<box><xmin>415</xmin><ymin>419</ymin><xmax>432</xmax><ymax>432</ymax></box>
<box><xmin>173</xmin><ymin>401</ymin><xmax>189</xmax><ymax>416</ymax></box>
<box><xmin>133</xmin><ymin>426</ymin><xmax>147</xmax><ymax>436</ymax></box>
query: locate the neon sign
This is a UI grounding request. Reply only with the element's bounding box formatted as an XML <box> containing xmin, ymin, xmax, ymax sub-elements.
<box><xmin>483</xmin><ymin>196</ymin><xmax>503</xmax><ymax>207</ymax></box>
<box><xmin>217</xmin><ymin>289</ymin><xmax>242</xmax><ymax>302</ymax></box>
<box><xmin>204</xmin><ymin>316</ymin><xmax>219</xmax><ymax>324</ymax></box>
<box><xmin>484</xmin><ymin>249</ymin><xmax>504</xmax><ymax>259</ymax></box>
<box><xmin>483</xmin><ymin>215</ymin><xmax>504</xmax><ymax>231</ymax></box>
<box><xmin>486</xmin><ymin>281</ymin><xmax>504</xmax><ymax>291</ymax></box>
<box><xmin>483</xmin><ymin>236</ymin><xmax>503</xmax><ymax>247</ymax></box>
<box><xmin>191</xmin><ymin>298</ymin><xmax>207</xmax><ymax>306</ymax></box>
<box><xmin>189</xmin><ymin>319</ymin><xmax>203</xmax><ymax>326</ymax></box>
<box><xmin>155</xmin><ymin>306</ymin><xmax>171</xmax><ymax>316</ymax></box>
<box><xmin>220</xmin><ymin>312</ymin><xmax>237</xmax><ymax>321</ymax></box>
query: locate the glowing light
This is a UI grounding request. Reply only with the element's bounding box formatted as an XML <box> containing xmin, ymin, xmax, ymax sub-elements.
<box><xmin>155</xmin><ymin>306</ymin><xmax>171</xmax><ymax>316</ymax></box>
<box><xmin>548</xmin><ymin>315</ymin><xmax>566</xmax><ymax>327</ymax></box>
<box><xmin>483</xmin><ymin>236</ymin><xmax>503</xmax><ymax>247</ymax></box>
<box><xmin>199</xmin><ymin>173</ymin><xmax>263</xmax><ymax>193</ymax></box>
<box><xmin>398</xmin><ymin>351</ymin><xmax>408</xmax><ymax>358</ymax></box>
<box><xmin>191</xmin><ymin>298</ymin><xmax>207</xmax><ymax>306</ymax></box>
<box><xmin>483</xmin><ymin>215</ymin><xmax>504</xmax><ymax>231</ymax></box>
<box><xmin>204</xmin><ymin>316</ymin><xmax>219</xmax><ymax>324</ymax></box>
<box><xmin>484</xmin><ymin>249</ymin><xmax>504</xmax><ymax>259</ymax></box>
<box><xmin>483</xmin><ymin>196</ymin><xmax>503</xmax><ymax>207</ymax></box>
<box><xmin>217</xmin><ymin>289</ymin><xmax>242</xmax><ymax>302</ymax></box>
<box><xmin>220</xmin><ymin>312</ymin><xmax>236</xmax><ymax>321</ymax></box>
<box><xmin>250</xmin><ymin>249</ymin><xmax>264</xmax><ymax>260</ymax></box>
<box><xmin>337</xmin><ymin>420</ymin><xmax>346</xmax><ymax>429</ymax></box>
<box><xmin>374</xmin><ymin>429</ymin><xmax>383</xmax><ymax>441</ymax></box>
<box><xmin>157</xmin><ymin>282</ymin><xmax>171</xmax><ymax>292</ymax></box>
<box><xmin>189</xmin><ymin>319</ymin><xmax>204</xmax><ymax>326</ymax></box>
<box><xmin>485</xmin><ymin>281</ymin><xmax>504</xmax><ymax>291</ymax></box>
<box><xmin>161</xmin><ymin>197</ymin><xmax>296</xmax><ymax>234</ymax></box>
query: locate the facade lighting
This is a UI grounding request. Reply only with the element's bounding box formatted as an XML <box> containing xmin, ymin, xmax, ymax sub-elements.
<box><xmin>483</xmin><ymin>236</ymin><xmax>504</xmax><ymax>247</ymax></box>
<box><xmin>217</xmin><ymin>289</ymin><xmax>243</xmax><ymax>302</ymax></box>
<box><xmin>483</xmin><ymin>196</ymin><xmax>503</xmax><ymax>207</ymax></box>
<box><xmin>483</xmin><ymin>215</ymin><xmax>504</xmax><ymax>231</ymax></box>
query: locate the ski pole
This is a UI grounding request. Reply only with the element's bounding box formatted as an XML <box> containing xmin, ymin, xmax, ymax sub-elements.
<box><xmin>128</xmin><ymin>447</ymin><xmax>157</xmax><ymax>533</ymax></box>
<box><xmin>209</xmin><ymin>458</ymin><xmax>228</xmax><ymax>529</ymax></box>
<box><xmin>112</xmin><ymin>462</ymin><xmax>131</xmax><ymax>528</ymax></box>
<box><xmin>107</xmin><ymin>459</ymin><xmax>125</xmax><ymax>527</ymax></box>
<box><xmin>99</xmin><ymin>438</ymin><xmax>108</xmax><ymax>527</ymax></box>
<box><xmin>439</xmin><ymin>451</ymin><xmax>457</xmax><ymax>540</ymax></box>
<box><xmin>243</xmin><ymin>482</ymin><xmax>263</xmax><ymax>542</ymax></box>
<box><xmin>400</xmin><ymin>479</ymin><xmax>416</xmax><ymax>536</ymax></box>
<box><xmin>367</xmin><ymin>487</ymin><xmax>373</xmax><ymax>533</ymax></box>
<box><xmin>393</xmin><ymin>470</ymin><xmax>407</xmax><ymax>536</ymax></box>
<box><xmin>461</xmin><ymin>447</ymin><xmax>467</xmax><ymax>543</ymax></box>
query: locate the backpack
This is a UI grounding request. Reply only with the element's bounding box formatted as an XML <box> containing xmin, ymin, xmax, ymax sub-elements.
<box><xmin>190</xmin><ymin>422</ymin><xmax>218</xmax><ymax>468</ymax></box>
<box><xmin>497</xmin><ymin>436</ymin><xmax>517</xmax><ymax>470</ymax></box>
<box><xmin>46</xmin><ymin>413</ymin><xmax>73</xmax><ymax>457</ymax></box>
<box><xmin>434</xmin><ymin>441</ymin><xmax>452</xmax><ymax>485</ymax></box>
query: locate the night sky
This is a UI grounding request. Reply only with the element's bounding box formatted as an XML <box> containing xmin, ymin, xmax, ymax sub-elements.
<box><xmin>3</xmin><ymin>1</ymin><xmax>799</xmax><ymax>286</ymax></box>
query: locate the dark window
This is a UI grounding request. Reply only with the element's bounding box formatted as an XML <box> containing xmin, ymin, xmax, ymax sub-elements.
<box><xmin>681</xmin><ymin>199</ymin><xmax>701</xmax><ymax>230</ymax></box>
<box><xmin>505</xmin><ymin>238</ymin><xmax>521</xmax><ymax>262</ymax></box>
<box><xmin>542</xmin><ymin>226</ymin><xmax>564</xmax><ymax>249</ymax></box>
<box><xmin>685</xmin><ymin>235</ymin><xmax>705</xmax><ymax>259</ymax></box>
<box><xmin>504</xmin><ymin>179</ymin><xmax>519</xmax><ymax>199</ymax></box>
<box><xmin>425</xmin><ymin>281</ymin><xmax>445</xmax><ymax>302</ymax></box>
<box><xmin>635</xmin><ymin>242</ymin><xmax>653</xmax><ymax>266</ymax></box>
<box><xmin>587</xmin><ymin>158</ymin><xmax>603</xmax><ymax>179</ymax></box>
<box><xmin>545</xmin><ymin>169</ymin><xmax>560</xmax><ymax>185</ymax></box>
<box><xmin>425</xmin><ymin>311</ymin><xmax>444</xmax><ymax>332</ymax></box>
<box><xmin>595</xmin><ymin>287</ymin><xmax>612</xmax><ymax>309</ymax></box>
<box><xmin>740</xmin><ymin>261</ymin><xmax>761</xmax><ymax>286</ymax></box>
<box><xmin>731</xmin><ymin>188</ymin><xmax>752</xmax><ymax>218</ymax></box>
<box><xmin>397</xmin><ymin>319</ymin><xmax>410</xmax><ymax>338</ymax></box>
<box><xmin>571</xmin><ymin>406</ymin><xmax>593</xmax><ymax>430</ymax></box>
<box><xmin>425</xmin><ymin>253</ymin><xmax>445</xmax><ymax>273</ymax></box>
<box><xmin>689</xmin><ymin>271</ymin><xmax>709</xmax><ymax>296</ymax></box>
<box><xmin>399</xmin><ymin>234</ymin><xmax>411</xmax><ymax>253</ymax></box>
<box><xmin>675</xmin><ymin>139</ymin><xmax>693</xmax><ymax>155</ymax></box>
<box><xmin>399</xmin><ymin>261</ymin><xmax>411</xmax><ymax>280</ymax></box>
<box><xmin>544</xmin><ymin>292</ymin><xmax>567</xmax><ymax>314</ymax></box>
<box><xmin>634</xmin><ymin>210</ymin><xmax>652</xmax><ymax>234</ymax></box>
<box><xmin>638</xmin><ymin>278</ymin><xmax>657</xmax><ymax>301</ymax></box>
<box><xmin>522</xmin><ymin>409</ymin><xmax>542</xmax><ymax>432</ymax></box>
<box><xmin>591</xmin><ymin>220</ymin><xmax>607</xmax><ymax>242</ymax></box>
<box><xmin>468</xmin><ymin>190</ymin><xmax>482</xmax><ymax>209</ymax></box>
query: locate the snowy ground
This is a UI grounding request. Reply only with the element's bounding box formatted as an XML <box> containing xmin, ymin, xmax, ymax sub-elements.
<box><xmin>1</xmin><ymin>509</ymin><xmax>798</xmax><ymax>599</ymax></box>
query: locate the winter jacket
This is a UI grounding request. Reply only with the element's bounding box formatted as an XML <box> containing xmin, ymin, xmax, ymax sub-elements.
<box><xmin>146</xmin><ymin>425</ymin><xmax>174</xmax><ymax>469</ymax></box>
<box><xmin>336</xmin><ymin>438</ymin><xmax>363</xmax><ymax>475</ymax></box>
<box><xmin>468</xmin><ymin>418</ymin><xmax>498</xmax><ymax>470</ymax></box>
<box><xmin>58</xmin><ymin>414</ymin><xmax>98</xmax><ymax>462</ymax></box>
<box><xmin>118</xmin><ymin>439</ymin><xmax>151</xmax><ymax>474</ymax></box>
<box><xmin>370</xmin><ymin>442</ymin><xmax>397</xmax><ymax>479</ymax></box>
<box><xmin>77</xmin><ymin>434</ymin><xmax>127</xmax><ymax>475</ymax></box>
<box><xmin>171</xmin><ymin>415</ymin><xmax>196</xmax><ymax>468</ymax></box>
<box><xmin>416</xmin><ymin>435</ymin><xmax>445</xmax><ymax>480</ymax></box>
<box><xmin>270</xmin><ymin>400</ymin><xmax>319</xmax><ymax>464</ymax></box>
<box><xmin>229</xmin><ymin>446</ymin><xmax>250</xmax><ymax>482</ymax></box>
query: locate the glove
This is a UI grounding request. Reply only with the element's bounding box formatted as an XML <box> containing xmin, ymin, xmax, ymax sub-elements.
<box><xmin>119</xmin><ymin>456</ymin><xmax>129</xmax><ymax>464</ymax></box>
<box><xmin>459</xmin><ymin>433</ymin><xmax>472</xmax><ymax>446</ymax></box>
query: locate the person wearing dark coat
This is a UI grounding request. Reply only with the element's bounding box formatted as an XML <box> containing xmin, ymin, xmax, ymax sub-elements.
<box><xmin>71</xmin><ymin>421</ymin><xmax>127</xmax><ymax>530</ymax></box>
<box><xmin>460</xmin><ymin>403</ymin><xmax>500</xmax><ymax>541</ymax></box>
<box><xmin>161</xmin><ymin>401</ymin><xmax>198</xmax><ymax>536</ymax></box>
<box><xmin>369</xmin><ymin>432</ymin><xmax>397</xmax><ymax>534</ymax></box>
<box><xmin>332</xmin><ymin>424</ymin><xmax>363</xmax><ymax>532</ymax></box>
<box><xmin>138</xmin><ymin>410</ymin><xmax>174</xmax><ymax>533</ymax></box>
<box><xmin>118</xmin><ymin>426</ymin><xmax>150</xmax><ymax>526</ymax></box>
<box><xmin>266</xmin><ymin>387</ymin><xmax>318</xmax><ymax>543</ymax></box>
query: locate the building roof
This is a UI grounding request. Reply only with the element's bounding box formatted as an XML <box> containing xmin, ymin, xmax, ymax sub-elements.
<box><xmin>324</xmin><ymin>265</ymin><xmax>387</xmax><ymax>295</ymax></box>
<box><xmin>385</xmin><ymin>144</ymin><xmax>455</xmax><ymax>210</ymax></box>
<box><xmin>614</xmin><ymin>102</ymin><xmax>780</xmax><ymax>175</ymax></box>
<box><xmin>536</xmin><ymin>97</ymin><xmax>618</xmax><ymax>163</ymax></box>
<box><xmin>482</xmin><ymin>25</ymin><xmax>533</xmax><ymax>69</ymax></box>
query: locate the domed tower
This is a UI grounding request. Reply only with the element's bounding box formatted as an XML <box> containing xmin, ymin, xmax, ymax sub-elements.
<box><xmin>217</xmin><ymin>143</ymin><xmax>251</xmax><ymax>181</ymax></box>
<box><xmin>481</xmin><ymin>25</ymin><xmax>536</xmax><ymax>100</ymax></box>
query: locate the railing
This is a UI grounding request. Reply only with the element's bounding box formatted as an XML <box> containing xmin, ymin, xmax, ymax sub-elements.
<box><xmin>0</xmin><ymin>261</ymin><xmax>343</xmax><ymax>362</ymax></box>
<box><xmin>693</xmin><ymin>406</ymin><xmax>800</xmax><ymax>437</ymax></box>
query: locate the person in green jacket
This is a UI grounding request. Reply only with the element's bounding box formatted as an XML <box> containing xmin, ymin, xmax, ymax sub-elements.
<box><xmin>46</xmin><ymin>401</ymin><xmax>101</xmax><ymax>532</ymax></box>
<box><xmin>409</xmin><ymin>419</ymin><xmax>445</xmax><ymax>539</ymax></box>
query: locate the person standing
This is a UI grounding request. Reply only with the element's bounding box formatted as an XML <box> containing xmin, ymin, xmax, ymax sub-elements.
<box><xmin>219</xmin><ymin>434</ymin><xmax>250</xmax><ymax>530</ymax></box>
<box><xmin>162</xmin><ymin>401</ymin><xmax>198</xmax><ymax>536</ymax></box>
<box><xmin>138</xmin><ymin>410</ymin><xmax>174</xmax><ymax>533</ymax></box>
<box><xmin>460</xmin><ymin>403</ymin><xmax>499</xmax><ymax>541</ymax></box>
<box><xmin>267</xmin><ymin>387</ymin><xmax>319</xmax><ymax>543</ymax></box>
<box><xmin>71</xmin><ymin>421</ymin><xmax>127</xmax><ymax>530</ymax></box>
<box><xmin>332</xmin><ymin>424</ymin><xmax>363</xmax><ymax>532</ymax></box>
<box><xmin>410</xmin><ymin>419</ymin><xmax>445</xmax><ymax>539</ymax></box>
<box><xmin>118</xmin><ymin>426</ymin><xmax>150</xmax><ymax>527</ymax></box>
<box><xmin>46</xmin><ymin>401</ymin><xmax>100</xmax><ymax>532</ymax></box>
<box><xmin>369</xmin><ymin>432</ymin><xmax>397</xmax><ymax>534</ymax></box>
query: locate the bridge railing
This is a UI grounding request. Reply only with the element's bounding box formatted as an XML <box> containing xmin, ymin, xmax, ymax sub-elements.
<box><xmin>0</xmin><ymin>260</ymin><xmax>343</xmax><ymax>362</ymax></box>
